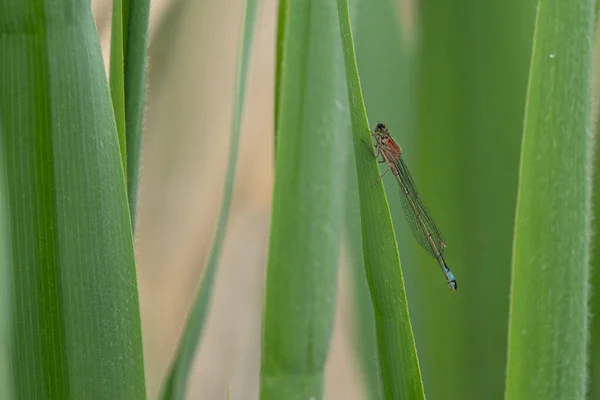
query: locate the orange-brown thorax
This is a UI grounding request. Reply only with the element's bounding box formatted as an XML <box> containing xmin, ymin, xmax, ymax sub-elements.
<box><xmin>379</xmin><ymin>134</ymin><xmax>402</xmax><ymax>158</ymax></box>
<box><xmin>373</xmin><ymin>124</ymin><xmax>402</xmax><ymax>174</ymax></box>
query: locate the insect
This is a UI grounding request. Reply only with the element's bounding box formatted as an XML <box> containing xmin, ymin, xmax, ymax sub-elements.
<box><xmin>369</xmin><ymin>122</ymin><xmax>457</xmax><ymax>291</ymax></box>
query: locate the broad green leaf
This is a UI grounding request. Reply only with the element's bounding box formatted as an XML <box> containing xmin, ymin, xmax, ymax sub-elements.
<box><xmin>0</xmin><ymin>1</ymin><xmax>146</xmax><ymax>397</ymax></box>
<box><xmin>259</xmin><ymin>0</ymin><xmax>347</xmax><ymax>398</ymax></box>
<box><xmin>505</xmin><ymin>0</ymin><xmax>595</xmax><ymax>398</ymax></box>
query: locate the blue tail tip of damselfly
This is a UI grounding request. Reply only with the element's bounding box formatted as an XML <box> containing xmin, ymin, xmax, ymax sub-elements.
<box><xmin>445</xmin><ymin>269</ymin><xmax>457</xmax><ymax>291</ymax></box>
<box><xmin>448</xmin><ymin>278</ymin><xmax>458</xmax><ymax>291</ymax></box>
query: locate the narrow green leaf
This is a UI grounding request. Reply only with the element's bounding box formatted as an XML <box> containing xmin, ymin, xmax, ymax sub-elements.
<box><xmin>273</xmin><ymin>0</ymin><xmax>286</xmax><ymax>139</ymax></box>
<box><xmin>259</xmin><ymin>0</ymin><xmax>347</xmax><ymax>398</ymax></box>
<box><xmin>0</xmin><ymin>1</ymin><xmax>146</xmax><ymax>397</ymax></box>
<box><xmin>122</xmin><ymin>0</ymin><xmax>151</xmax><ymax>228</ymax></box>
<box><xmin>110</xmin><ymin>0</ymin><xmax>128</xmax><ymax>175</ymax></box>
<box><xmin>0</xmin><ymin>128</ymin><xmax>12</xmax><ymax>400</ymax></box>
<box><xmin>335</xmin><ymin>0</ymin><xmax>425</xmax><ymax>398</ymax></box>
<box><xmin>159</xmin><ymin>1</ymin><xmax>258</xmax><ymax>398</ymax></box>
<box><xmin>347</xmin><ymin>0</ymin><xmax>413</xmax><ymax>398</ymax></box>
<box><xmin>505</xmin><ymin>1</ymin><xmax>595</xmax><ymax>399</ymax></box>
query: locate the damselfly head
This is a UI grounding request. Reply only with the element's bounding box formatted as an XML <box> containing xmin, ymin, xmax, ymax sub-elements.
<box><xmin>375</xmin><ymin>122</ymin><xmax>388</xmax><ymax>133</ymax></box>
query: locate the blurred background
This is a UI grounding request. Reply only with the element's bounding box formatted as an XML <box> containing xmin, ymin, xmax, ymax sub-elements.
<box><xmin>92</xmin><ymin>0</ymin><xmax>537</xmax><ymax>399</ymax></box>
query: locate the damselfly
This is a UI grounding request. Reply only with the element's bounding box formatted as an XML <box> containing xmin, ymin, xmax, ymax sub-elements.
<box><xmin>369</xmin><ymin>122</ymin><xmax>457</xmax><ymax>291</ymax></box>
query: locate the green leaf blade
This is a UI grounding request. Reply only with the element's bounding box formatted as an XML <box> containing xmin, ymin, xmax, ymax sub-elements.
<box><xmin>335</xmin><ymin>0</ymin><xmax>424</xmax><ymax>398</ymax></box>
<box><xmin>505</xmin><ymin>1</ymin><xmax>595</xmax><ymax>398</ymax></box>
<box><xmin>259</xmin><ymin>1</ymin><xmax>347</xmax><ymax>398</ymax></box>
<box><xmin>109</xmin><ymin>0</ymin><xmax>128</xmax><ymax>176</ymax></box>
<box><xmin>122</xmin><ymin>0</ymin><xmax>151</xmax><ymax>228</ymax></box>
<box><xmin>0</xmin><ymin>121</ymin><xmax>12</xmax><ymax>400</ymax></box>
<box><xmin>587</xmin><ymin>18</ymin><xmax>600</xmax><ymax>399</ymax></box>
<box><xmin>1</xmin><ymin>1</ymin><xmax>145</xmax><ymax>397</ymax></box>
<box><xmin>349</xmin><ymin>2</ymin><xmax>413</xmax><ymax>397</ymax></box>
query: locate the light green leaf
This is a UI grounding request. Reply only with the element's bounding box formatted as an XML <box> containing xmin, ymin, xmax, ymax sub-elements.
<box><xmin>584</xmin><ymin>7</ymin><xmax>600</xmax><ymax>399</ymax></box>
<box><xmin>505</xmin><ymin>0</ymin><xmax>595</xmax><ymax>398</ymax></box>
<box><xmin>259</xmin><ymin>1</ymin><xmax>347</xmax><ymax>398</ymax></box>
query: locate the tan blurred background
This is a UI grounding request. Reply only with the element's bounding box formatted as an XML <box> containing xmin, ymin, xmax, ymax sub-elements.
<box><xmin>92</xmin><ymin>1</ymin><xmax>364</xmax><ymax>398</ymax></box>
